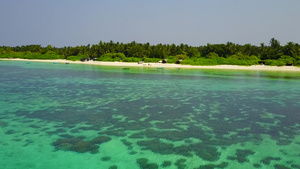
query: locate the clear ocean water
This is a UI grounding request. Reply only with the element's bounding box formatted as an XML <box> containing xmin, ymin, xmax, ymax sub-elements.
<box><xmin>0</xmin><ymin>61</ymin><xmax>299</xmax><ymax>169</ymax></box>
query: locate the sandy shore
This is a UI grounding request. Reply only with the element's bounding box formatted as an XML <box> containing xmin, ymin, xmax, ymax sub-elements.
<box><xmin>1</xmin><ymin>58</ymin><xmax>300</xmax><ymax>72</ymax></box>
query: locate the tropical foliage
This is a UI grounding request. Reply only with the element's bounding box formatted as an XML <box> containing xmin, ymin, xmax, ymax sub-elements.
<box><xmin>1</xmin><ymin>38</ymin><xmax>300</xmax><ymax>66</ymax></box>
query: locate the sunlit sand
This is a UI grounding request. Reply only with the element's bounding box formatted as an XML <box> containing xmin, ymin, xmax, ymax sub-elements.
<box><xmin>2</xmin><ymin>58</ymin><xmax>300</xmax><ymax>71</ymax></box>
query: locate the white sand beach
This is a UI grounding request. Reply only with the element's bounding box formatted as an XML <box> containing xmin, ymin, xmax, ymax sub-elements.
<box><xmin>2</xmin><ymin>58</ymin><xmax>300</xmax><ymax>72</ymax></box>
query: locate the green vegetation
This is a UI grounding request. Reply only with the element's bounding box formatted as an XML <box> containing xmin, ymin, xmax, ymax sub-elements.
<box><xmin>1</xmin><ymin>38</ymin><xmax>300</xmax><ymax>66</ymax></box>
<box><xmin>0</xmin><ymin>52</ymin><xmax>64</xmax><ymax>60</ymax></box>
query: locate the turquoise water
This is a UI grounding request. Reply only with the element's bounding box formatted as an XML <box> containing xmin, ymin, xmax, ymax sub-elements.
<box><xmin>0</xmin><ymin>61</ymin><xmax>300</xmax><ymax>169</ymax></box>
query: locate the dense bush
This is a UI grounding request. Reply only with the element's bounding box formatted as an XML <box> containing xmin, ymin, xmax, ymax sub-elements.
<box><xmin>181</xmin><ymin>57</ymin><xmax>258</xmax><ymax>66</ymax></box>
<box><xmin>0</xmin><ymin>52</ymin><xmax>64</xmax><ymax>59</ymax></box>
<box><xmin>122</xmin><ymin>57</ymin><xmax>143</xmax><ymax>62</ymax></box>
<box><xmin>294</xmin><ymin>60</ymin><xmax>300</xmax><ymax>66</ymax></box>
<box><xmin>165</xmin><ymin>57</ymin><xmax>178</xmax><ymax>64</ymax></box>
<box><xmin>206</xmin><ymin>52</ymin><xmax>219</xmax><ymax>59</ymax></box>
<box><xmin>96</xmin><ymin>53</ymin><xmax>126</xmax><ymax>62</ymax></box>
<box><xmin>265</xmin><ymin>60</ymin><xmax>286</xmax><ymax>66</ymax></box>
<box><xmin>143</xmin><ymin>57</ymin><xmax>161</xmax><ymax>63</ymax></box>
<box><xmin>278</xmin><ymin>55</ymin><xmax>295</xmax><ymax>64</ymax></box>
<box><xmin>0</xmin><ymin>53</ymin><xmax>15</xmax><ymax>58</ymax></box>
<box><xmin>66</xmin><ymin>55</ymin><xmax>88</xmax><ymax>61</ymax></box>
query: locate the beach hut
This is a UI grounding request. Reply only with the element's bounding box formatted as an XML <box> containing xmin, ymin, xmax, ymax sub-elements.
<box><xmin>258</xmin><ymin>61</ymin><xmax>265</xmax><ymax>65</ymax></box>
<box><xmin>81</xmin><ymin>58</ymin><xmax>89</xmax><ymax>62</ymax></box>
<box><xmin>176</xmin><ymin>59</ymin><xmax>183</xmax><ymax>64</ymax></box>
<box><xmin>162</xmin><ymin>59</ymin><xmax>168</xmax><ymax>64</ymax></box>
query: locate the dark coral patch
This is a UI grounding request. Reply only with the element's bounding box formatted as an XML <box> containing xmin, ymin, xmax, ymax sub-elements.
<box><xmin>197</xmin><ymin>162</ymin><xmax>228</xmax><ymax>169</ymax></box>
<box><xmin>175</xmin><ymin>159</ymin><xmax>187</xmax><ymax>169</ymax></box>
<box><xmin>137</xmin><ymin>139</ymin><xmax>174</xmax><ymax>155</ymax></box>
<box><xmin>52</xmin><ymin>135</ymin><xmax>111</xmax><ymax>154</ymax></box>
<box><xmin>260</xmin><ymin>156</ymin><xmax>281</xmax><ymax>165</ymax></box>
<box><xmin>109</xmin><ymin>165</ymin><xmax>118</xmax><ymax>169</ymax></box>
<box><xmin>0</xmin><ymin>121</ymin><xmax>8</xmax><ymax>127</ymax></box>
<box><xmin>227</xmin><ymin>149</ymin><xmax>255</xmax><ymax>163</ymax></box>
<box><xmin>161</xmin><ymin>161</ymin><xmax>172</xmax><ymax>168</ymax></box>
<box><xmin>191</xmin><ymin>143</ymin><xmax>221</xmax><ymax>161</ymax></box>
<box><xmin>253</xmin><ymin>163</ymin><xmax>262</xmax><ymax>168</ymax></box>
<box><xmin>5</xmin><ymin>130</ymin><xmax>16</xmax><ymax>135</ymax></box>
<box><xmin>101</xmin><ymin>156</ymin><xmax>111</xmax><ymax>161</ymax></box>
<box><xmin>137</xmin><ymin>139</ymin><xmax>220</xmax><ymax>161</ymax></box>
<box><xmin>136</xmin><ymin>158</ymin><xmax>159</xmax><ymax>169</ymax></box>
<box><xmin>90</xmin><ymin>136</ymin><xmax>111</xmax><ymax>144</ymax></box>
<box><xmin>53</xmin><ymin>137</ymin><xmax>99</xmax><ymax>153</ymax></box>
<box><xmin>274</xmin><ymin>164</ymin><xmax>291</xmax><ymax>169</ymax></box>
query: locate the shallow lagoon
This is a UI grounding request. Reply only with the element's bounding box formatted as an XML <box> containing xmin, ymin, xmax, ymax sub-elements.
<box><xmin>0</xmin><ymin>61</ymin><xmax>300</xmax><ymax>169</ymax></box>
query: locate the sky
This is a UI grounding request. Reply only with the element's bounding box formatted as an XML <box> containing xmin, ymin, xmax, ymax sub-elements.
<box><xmin>1</xmin><ymin>0</ymin><xmax>300</xmax><ymax>47</ymax></box>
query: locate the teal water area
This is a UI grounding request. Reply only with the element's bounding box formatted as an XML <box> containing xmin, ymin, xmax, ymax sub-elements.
<box><xmin>0</xmin><ymin>61</ymin><xmax>300</xmax><ymax>169</ymax></box>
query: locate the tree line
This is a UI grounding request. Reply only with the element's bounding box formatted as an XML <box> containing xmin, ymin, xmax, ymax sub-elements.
<box><xmin>1</xmin><ymin>38</ymin><xmax>300</xmax><ymax>66</ymax></box>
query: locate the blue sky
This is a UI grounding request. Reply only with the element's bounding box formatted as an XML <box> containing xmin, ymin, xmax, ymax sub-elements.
<box><xmin>1</xmin><ymin>0</ymin><xmax>300</xmax><ymax>47</ymax></box>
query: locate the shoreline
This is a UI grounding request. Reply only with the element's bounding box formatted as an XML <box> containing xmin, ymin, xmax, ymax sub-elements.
<box><xmin>1</xmin><ymin>58</ymin><xmax>300</xmax><ymax>72</ymax></box>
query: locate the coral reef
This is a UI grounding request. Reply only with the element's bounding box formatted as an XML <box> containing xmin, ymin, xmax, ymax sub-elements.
<box><xmin>101</xmin><ymin>156</ymin><xmax>111</xmax><ymax>161</ymax></box>
<box><xmin>253</xmin><ymin>163</ymin><xmax>262</xmax><ymax>168</ymax></box>
<box><xmin>90</xmin><ymin>136</ymin><xmax>111</xmax><ymax>144</ymax></box>
<box><xmin>109</xmin><ymin>165</ymin><xmax>118</xmax><ymax>169</ymax></box>
<box><xmin>227</xmin><ymin>149</ymin><xmax>255</xmax><ymax>163</ymax></box>
<box><xmin>52</xmin><ymin>135</ymin><xmax>111</xmax><ymax>154</ymax></box>
<box><xmin>175</xmin><ymin>159</ymin><xmax>186</xmax><ymax>169</ymax></box>
<box><xmin>136</xmin><ymin>158</ymin><xmax>159</xmax><ymax>169</ymax></box>
<box><xmin>197</xmin><ymin>162</ymin><xmax>228</xmax><ymax>169</ymax></box>
<box><xmin>161</xmin><ymin>161</ymin><xmax>172</xmax><ymax>168</ymax></box>
<box><xmin>136</xmin><ymin>138</ymin><xmax>220</xmax><ymax>161</ymax></box>
<box><xmin>260</xmin><ymin>156</ymin><xmax>281</xmax><ymax>165</ymax></box>
<box><xmin>274</xmin><ymin>164</ymin><xmax>291</xmax><ymax>169</ymax></box>
<box><xmin>137</xmin><ymin>139</ymin><xmax>174</xmax><ymax>155</ymax></box>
